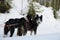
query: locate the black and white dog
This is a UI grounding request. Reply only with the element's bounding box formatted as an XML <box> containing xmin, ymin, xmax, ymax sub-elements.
<box><xmin>25</xmin><ymin>14</ymin><xmax>43</xmax><ymax>35</ymax></box>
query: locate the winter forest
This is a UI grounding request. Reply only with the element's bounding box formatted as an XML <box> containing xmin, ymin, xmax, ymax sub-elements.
<box><xmin>0</xmin><ymin>0</ymin><xmax>60</xmax><ymax>40</ymax></box>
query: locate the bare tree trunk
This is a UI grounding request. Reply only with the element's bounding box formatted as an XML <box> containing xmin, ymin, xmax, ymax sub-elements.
<box><xmin>49</xmin><ymin>0</ymin><xmax>52</xmax><ymax>6</ymax></box>
<box><xmin>44</xmin><ymin>0</ymin><xmax>46</xmax><ymax>6</ymax></box>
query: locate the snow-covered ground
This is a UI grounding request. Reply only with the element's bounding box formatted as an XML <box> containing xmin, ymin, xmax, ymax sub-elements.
<box><xmin>0</xmin><ymin>0</ymin><xmax>60</xmax><ymax>40</ymax></box>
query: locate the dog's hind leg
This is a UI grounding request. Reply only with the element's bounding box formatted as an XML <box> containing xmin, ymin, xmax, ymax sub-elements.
<box><xmin>4</xmin><ymin>26</ymin><xmax>9</xmax><ymax>37</ymax></box>
<box><xmin>10</xmin><ymin>26</ymin><xmax>15</xmax><ymax>37</ymax></box>
<box><xmin>22</xmin><ymin>25</ymin><xmax>27</xmax><ymax>36</ymax></box>
<box><xmin>17</xmin><ymin>27</ymin><xmax>22</xmax><ymax>36</ymax></box>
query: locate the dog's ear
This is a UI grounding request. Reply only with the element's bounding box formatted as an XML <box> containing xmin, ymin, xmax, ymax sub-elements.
<box><xmin>40</xmin><ymin>15</ymin><xmax>43</xmax><ymax>22</ymax></box>
<box><xmin>35</xmin><ymin>14</ymin><xmax>39</xmax><ymax>18</ymax></box>
<box><xmin>40</xmin><ymin>15</ymin><xmax>42</xmax><ymax>18</ymax></box>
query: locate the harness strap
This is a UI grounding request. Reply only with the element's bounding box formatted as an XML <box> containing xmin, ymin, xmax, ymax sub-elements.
<box><xmin>5</xmin><ymin>23</ymin><xmax>19</xmax><ymax>27</ymax></box>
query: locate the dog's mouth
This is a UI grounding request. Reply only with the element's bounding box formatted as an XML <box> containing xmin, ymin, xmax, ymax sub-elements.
<box><xmin>37</xmin><ymin>21</ymin><xmax>40</xmax><ymax>24</ymax></box>
<box><xmin>38</xmin><ymin>22</ymin><xmax>40</xmax><ymax>24</ymax></box>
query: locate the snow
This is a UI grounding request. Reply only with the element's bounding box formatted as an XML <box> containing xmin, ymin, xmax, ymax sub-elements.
<box><xmin>0</xmin><ymin>0</ymin><xmax>60</xmax><ymax>40</ymax></box>
<box><xmin>58</xmin><ymin>9</ymin><xmax>60</xmax><ymax>16</ymax></box>
<box><xmin>0</xmin><ymin>33</ymin><xmax>60</xmax><ymax>40</ymax></box>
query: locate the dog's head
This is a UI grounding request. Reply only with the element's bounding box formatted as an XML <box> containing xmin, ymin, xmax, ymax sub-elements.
<box><xmin>35</xmin><ymin>15</ymin><xmax>43</xmax><ymax>24</ymax></box>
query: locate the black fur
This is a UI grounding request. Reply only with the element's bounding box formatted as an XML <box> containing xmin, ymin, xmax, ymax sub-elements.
<box><xmin>4</xmin><ymin>18</ymin><xmax>27</xmax><ymax>37</ymax></box>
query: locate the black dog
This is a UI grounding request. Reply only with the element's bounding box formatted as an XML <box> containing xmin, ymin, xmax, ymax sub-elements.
<box><xmin>4</xmin><ymin>18</ymin><xmax>27</xmax><ymax>37</ymax></box>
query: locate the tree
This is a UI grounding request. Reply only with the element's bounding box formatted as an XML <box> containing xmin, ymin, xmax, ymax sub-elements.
<box><xmin>0</xmin><ymin>0</ymin><xmax>12</xmax><ymax>13</ymax></box>
<box><xmin>35</xmin><ymin>0</ymin><xmax>60</xmax><ymax>19</ymax></box>
<box><xmin>28</xmin><ymin>0</ymin><xmax>36</xmax><ymax>18</ymax></box>
<box><xmin>51</xmin><ymin>0</ymin><xmax>60</xmax><ymax>19</ymax></box>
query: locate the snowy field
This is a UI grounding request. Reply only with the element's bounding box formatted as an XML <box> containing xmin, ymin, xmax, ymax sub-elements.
<box><xmin>0</xmin><ymin>27</ymin><xmax>60</xmax><ymax>40</ymax></box>
<box><xmin>0</xmin><ymin>0</ymin><xmax>60</xmax><ymax>40</ymax></box>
